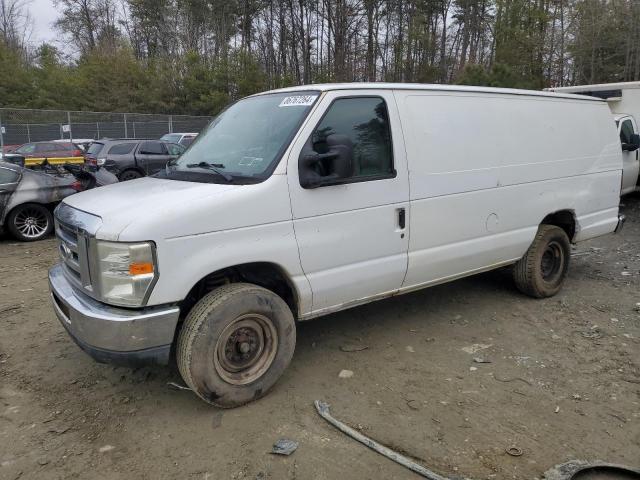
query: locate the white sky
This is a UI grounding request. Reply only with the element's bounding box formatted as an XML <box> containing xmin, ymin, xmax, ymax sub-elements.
<box><xmin>29</xmin><ymin>0</ymin><xmax>59</xmax><ymax>45</ymax></box>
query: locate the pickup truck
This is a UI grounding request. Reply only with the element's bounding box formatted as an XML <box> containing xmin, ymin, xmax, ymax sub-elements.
<box><xmin>85</xmin><ymin>139</ymin><xmax>185</xmax><ymax>180</ymax></box>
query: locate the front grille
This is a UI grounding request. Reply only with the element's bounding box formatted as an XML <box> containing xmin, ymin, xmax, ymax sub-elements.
<box><xmin>54</xmin><ymin>203</ymin><xmax>103</xmax><ymax>299</ymax></box>
<box><xmin>55</xmin><ymin>217</ymin><xmax>92</xmax><ymax>293</ymax></box>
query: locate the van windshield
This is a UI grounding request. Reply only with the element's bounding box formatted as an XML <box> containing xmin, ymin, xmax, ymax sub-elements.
<box><xmin>168</xmin><ymin>91</ymin><xmax>319</xmax><ymax>183</ymax></box>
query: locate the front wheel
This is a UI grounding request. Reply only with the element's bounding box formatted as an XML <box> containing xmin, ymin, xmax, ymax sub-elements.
<box><xmin>118</xmin><ymin>169</ymin><xmax>143</xmax><ymax>181</ymax></box>
<box><xmin>513</xmin><ymin>224</ymin><xmax>571</xmax><ymax>298</ymax></box>
<box><xmin>6</xmin><ymin>203</ymin><xmax>53</xmax><ymax>241</ymax></box>
<box><xmin>177</xmin><ymin>283</ymin><xmax>296</xmax><ymax>408</ymax></box>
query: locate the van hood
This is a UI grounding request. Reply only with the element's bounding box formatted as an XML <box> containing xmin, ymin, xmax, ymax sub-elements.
<box><xmin>62</xmin><ymin>176</ymin><xmax>252</xmax><ymax>241</ymax></box>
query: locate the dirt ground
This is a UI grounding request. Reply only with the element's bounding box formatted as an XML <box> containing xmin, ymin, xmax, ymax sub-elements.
<box><xmin>1</xmin><ymin>197</ymin><xmax>639</xmax><ymax>480</ymax></box>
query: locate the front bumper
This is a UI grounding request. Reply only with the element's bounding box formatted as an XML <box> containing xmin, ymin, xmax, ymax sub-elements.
<box><xmin>49</xmin><ymin>264</ymin><xmax>180</xmax><ymax>366</ymax></box>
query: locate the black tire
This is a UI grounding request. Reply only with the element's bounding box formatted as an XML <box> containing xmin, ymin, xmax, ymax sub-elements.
<box><xmin>513</xmin><ymin>224</ymin><xmax>571</xmax><ymax>298</ymax></box>
<box><xmin>6</xmin><ymin>203</ymin><xmax>53</xmax><ymax>242</ymax></box>
<box><xmin>119</xmin><ymin>169</ymin><xmax>143</xmax><ymax>181</ymax></box>
<box><xmin>177</xmin><ymin>283</ymin><xmax>296</xmax><ymax>408</ymax></box>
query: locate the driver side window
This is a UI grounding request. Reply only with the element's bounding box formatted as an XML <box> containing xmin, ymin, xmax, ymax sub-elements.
<box><xmin>310</xmin><ymin>97</ymin><xmax>394</xmax><ymax>181</ymax></box>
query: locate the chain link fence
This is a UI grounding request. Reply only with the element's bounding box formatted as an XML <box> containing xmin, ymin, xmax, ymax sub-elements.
<box><xmin>0</xmin><ymin>108</ymin><xmax>212</xmax><ymax>149</ymax></box>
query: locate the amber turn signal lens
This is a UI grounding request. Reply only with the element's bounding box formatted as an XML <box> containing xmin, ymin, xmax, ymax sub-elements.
<box><xmin>129</xmin><ymin>262</ymin><xmax>154</xmax><ymax>275</ymax></box>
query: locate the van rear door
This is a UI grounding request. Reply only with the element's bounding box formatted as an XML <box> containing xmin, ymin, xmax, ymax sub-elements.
<box><xmin>287</xmin><ymin>90</ymin><xmax>410</xmax><ymax>315</ymax></box>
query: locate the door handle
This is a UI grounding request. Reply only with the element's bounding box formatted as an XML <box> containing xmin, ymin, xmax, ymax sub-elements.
<box><xmin>398</xmin><ymin>208</ymin><xmax>406</xmax><ymax>229</ymax></box>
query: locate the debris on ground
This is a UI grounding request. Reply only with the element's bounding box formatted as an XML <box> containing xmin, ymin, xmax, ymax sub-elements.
<box><xmin>314</xmin><ymin>400</ymin><xmax>450</xmax><ymax>480</ymax></box>
<box><xmin>338</xmin><ymin>369</ymin><xmax>354</xmax><ymax>378</ymax></box>
<box><xmin>461</xmin><ymin>343</ymin><xmax>492</xmax><ymax>354</ymax></box>
<box><xmin>505</xmin><ymin>446</ymin><xmax>523</xmax><ymax>457</ymax></box>
<box><xmin>167</xmin><ymin>382</ymin><xmax>191</xmax><ymax>391</ymax></box>
<box><xmin>473</xmin><ymin>357</ymin><xmax>491</xmax><ymax>364</ymax></box>
<box><xmin>339</xmin><ymin>343</ymin><xmax>368</xmax><ymax>352</ymax></box>
<box><xmin>542</xmin><ymin>460</ymin><xmax>640</xmax><ymax>479</ymax></box>
<box><xmin>270</xmin><ymin>439</ymin><xmax>298</xmax><ymax>456</ymax></box>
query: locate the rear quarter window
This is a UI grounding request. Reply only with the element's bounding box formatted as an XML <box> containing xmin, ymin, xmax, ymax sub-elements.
<box><xmin>87</xmin><ymin>143</ymin><xmax>104</xmax><ymax>155</ymax></box>
<box><xmin>108</xmin><ymin>143</ymin><xmax>136</xmax><ymax>155</ymax></box>
<box><xmin>0</xmin><ymin>167</ymin><xmax>20</xmax><ymax>184</ymax></box>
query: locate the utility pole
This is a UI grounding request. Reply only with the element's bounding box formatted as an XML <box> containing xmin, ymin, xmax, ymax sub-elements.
<box><xmin>0</xmin><ymin>113</ymin><xmax>4</xmax><ymax>153</ymax></box>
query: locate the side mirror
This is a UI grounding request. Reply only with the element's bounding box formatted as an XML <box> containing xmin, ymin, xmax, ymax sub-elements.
<box><xmin>623</xmin><ymin>133</ymin><xmax>640</xmax><ymax>152</ymax></box>
<box><xmin>299</xmin><ymin>134</ymin><xmax>354</xmax><ymax>189</ymax></box>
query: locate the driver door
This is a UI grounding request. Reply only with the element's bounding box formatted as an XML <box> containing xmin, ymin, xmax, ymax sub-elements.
<box><xmin>287</xmin><ymin>90</ymin><xmax>410</xmax><ymax>316</ymax></box>
<box><xmin>619</xmin><ymin>117</ymin><xmax>640</xmax><ymax>194</ymax></box>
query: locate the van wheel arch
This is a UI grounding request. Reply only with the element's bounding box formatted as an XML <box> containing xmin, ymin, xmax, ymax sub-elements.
<box><xmin>180</xmin><ymin>262</ymin><xmax>299</xmax><ymax>322</ymax></box>
<box><xmin>541</xmin><ymin>210</ymin><xmax>577</xmax><ymax>243</ymax></box>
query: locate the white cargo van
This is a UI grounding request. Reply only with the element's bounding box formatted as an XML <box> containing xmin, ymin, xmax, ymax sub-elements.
<box><xmin>546</xmin><ymin>82</ymin><xmax>640</xmax><ymax>195</ymax></box>
<box><xmin>49</xmin><ymin>84</ymin><xmax>624</xmax><ymax>407</ymax></box>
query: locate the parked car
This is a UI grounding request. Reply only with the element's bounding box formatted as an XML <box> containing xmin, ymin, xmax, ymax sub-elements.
<box><xmin>7</xmin><ymin>141</ymin><xmax>85</xmax><ymax>166</ymax></box>
<box><xmin>546</xmin><ymin>81</ymin><xmax>640</xmax><ymax>195</ymax></box>
<box><xmin>160</xmin><ymin>132</ymin><xmax>198</xmax><ymax>147</ymax></box>
<box><xmin>49</xmin><ymin>83</ymin><xmax>623</xmax><ymax>407</ymax></box>
<box><xmin>1</xmin><ymin>145</ymin><xmax>20</xmax><ymax>156</ymax></box>
<box><xmin>0</xmin><ymin>157</ymin><xmax>117</xmax><ymax>241</ymax></box>
<box><xmin>85</xmin><ymin>139</ymin><xmax>186</xmax><ymax>180</ymax></box>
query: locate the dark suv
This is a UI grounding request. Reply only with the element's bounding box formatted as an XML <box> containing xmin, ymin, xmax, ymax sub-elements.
<box><xmin>85</xmin><ymin>139</ymin><xmax>185</xmax><ymax>180</ymax></box>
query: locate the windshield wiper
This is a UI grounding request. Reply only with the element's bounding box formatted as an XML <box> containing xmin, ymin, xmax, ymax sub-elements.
<box><xmin>186</xmin><ymin>162</ymin><xmax>234</xmax><ymax>182</ymax></box>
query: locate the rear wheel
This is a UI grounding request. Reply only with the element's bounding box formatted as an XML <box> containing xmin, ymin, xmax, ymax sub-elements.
<box><xmin>119</xmin><ymin>169</ymin><xmax>143</xmax><ymax>181</ymax></box>
<box><xmin>7</xmin><ymin>203</ymin><xmax>53</xmax><ymax>242</ymax></box>
<box><xmin>513</xmin><ymin>224</ymin><xmax>570</xmax><ymax>298</ymax></box>
<box><xmin>177</xmin><ymin>283</ymin><xmax>296</xmax><ymax>408</ymax></box>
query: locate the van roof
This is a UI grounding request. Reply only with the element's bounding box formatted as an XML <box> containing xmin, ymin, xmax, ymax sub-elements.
<box><xmin>255</xmin><ymin>82</ymin><xmax>603</xmax><ymax>102</ymax></box>
<box><xmin>546</xmin><ymin>81</ymin><xmax>640</xmax><ymax>93</ymax></box>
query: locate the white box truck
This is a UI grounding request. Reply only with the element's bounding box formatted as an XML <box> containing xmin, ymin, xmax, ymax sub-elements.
<box><xmin>48</xmin><ymin>84</ymin><xmax>624</xmax><ymax>407</ymax></box>
<box><xmin>547</xmin><ymin>81</ymin><xmax>640</xmax><ymax>195</ymax></box>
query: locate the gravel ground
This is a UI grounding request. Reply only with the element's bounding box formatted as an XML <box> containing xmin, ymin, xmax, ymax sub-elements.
<box><xmin>1</xmin><ymin>195</ymin><xmax>639</xmax><ymax>480</ymax></box>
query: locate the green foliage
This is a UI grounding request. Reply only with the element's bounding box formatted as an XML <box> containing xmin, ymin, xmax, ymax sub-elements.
<box><xmin>0</xmin><ymin>41</ymin><xmax>35</xmax><ymax>108</ymax></box>
<box><xmin>457</xmin><ymin>63</ymin><xmax>540</xmax><ymax>89</ymax></box>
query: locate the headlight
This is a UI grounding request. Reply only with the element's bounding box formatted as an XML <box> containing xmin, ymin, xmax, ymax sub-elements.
<box><xmin>95</xmin><ymin>241</ymin><xmax>157</xmax><ymax>307</ymax></box>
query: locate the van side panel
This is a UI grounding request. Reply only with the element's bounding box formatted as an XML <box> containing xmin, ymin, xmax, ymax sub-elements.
<box><xmin>395</xmin><ymin>91</ymin><xmax>622</xmax><ymax>290</ymax></box>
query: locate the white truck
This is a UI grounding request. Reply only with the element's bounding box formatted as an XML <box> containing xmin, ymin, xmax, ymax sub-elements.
<box><xmin>547</xmin><ymin>81</ymin><xmax>640</xmax><ymax>195</ymax></box>
<box><xmin>48</xmin><ymin>83</ymin><xmax>624</xmax><ymax>407</ymax></box>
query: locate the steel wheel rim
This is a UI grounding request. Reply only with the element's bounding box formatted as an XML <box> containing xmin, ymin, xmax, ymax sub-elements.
<box><xmin>541</xmin><ymin>240</ymin><xmax>564</xmax><ymax>282</ymax></box>
<box><xmin>14</xmin><ymin>208</ymin><xmax>49</xmax><ymax>239</ymax></box>
<box><xmin>214</xmin><ymin>314</ymin><xmax>278</xmax><ymax>385</ymax></box>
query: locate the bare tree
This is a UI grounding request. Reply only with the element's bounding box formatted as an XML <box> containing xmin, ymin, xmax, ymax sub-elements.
<box><xmin>0</xmin><ymin>0</ymin><xmax>33</xmax><ymax>51</ymax></box>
